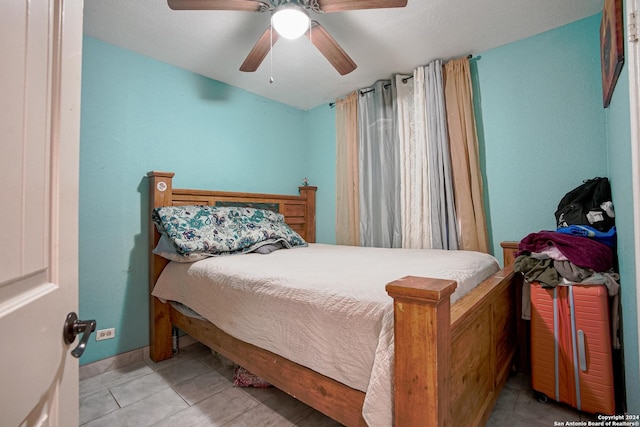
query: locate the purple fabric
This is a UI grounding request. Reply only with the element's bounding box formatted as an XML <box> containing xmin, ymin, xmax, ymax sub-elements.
<box><xmin>517</xmin><ymin>230</ymin><xmax>613</xmax><ymax>272</ymax></box>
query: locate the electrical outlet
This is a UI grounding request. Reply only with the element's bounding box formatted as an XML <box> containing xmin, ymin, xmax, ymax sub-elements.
<box><xmin>96</xmin><ymin>328</ymin><xmax>115</xmax><ymax>341</ymax></box>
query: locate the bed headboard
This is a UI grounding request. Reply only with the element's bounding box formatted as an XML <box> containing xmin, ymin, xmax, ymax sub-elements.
<box><xmin>147</xmin><ymin>171</ymin><xmax>317</xmax><ymax>359</ymax></box>
<box><xmin>148</xmin><ymin>170</ymin><xmax>317</xmax><ymax>256</ymax></box>
<box><xmin>148</xmin><ymin>170</ymin><xmax>316</xmax><ymax>236</ymax></box>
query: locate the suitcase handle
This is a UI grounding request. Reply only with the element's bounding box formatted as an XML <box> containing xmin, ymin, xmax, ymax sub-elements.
<box><xmin>577</xmin><ymin>329</ymin><xmax>587</xmax><ymax>372</ymax></box>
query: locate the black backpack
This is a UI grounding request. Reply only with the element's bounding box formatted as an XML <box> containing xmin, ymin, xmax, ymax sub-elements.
<box><xmin>554</xmin><ymin>177</ymin><xmax>615</xmax><ymax>232</ymax></box>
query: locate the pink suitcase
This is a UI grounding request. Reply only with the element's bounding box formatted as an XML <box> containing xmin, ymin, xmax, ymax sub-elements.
<box><xmin>530</xmin><ymin>282</ymin><xmax>615</xmax><ymax>415</ymax></box>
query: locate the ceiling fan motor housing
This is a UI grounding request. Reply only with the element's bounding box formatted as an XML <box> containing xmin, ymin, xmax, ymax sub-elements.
<box><xmin>271</xmin><ymin>1</ymin><xmax>310</xmax><ymax>39</ymax></box>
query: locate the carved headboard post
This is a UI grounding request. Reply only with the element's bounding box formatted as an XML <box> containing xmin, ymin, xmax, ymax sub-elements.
<box><xmin>148</xmin><ymin>171</ymin><xmax>174</xmax><ymax>257</ymax></box>
<box><xmin>500</xmin><ymin>241</ymin><xmax>519</xmax><ymax>268</ymax></box>
<box><xmin>299</xmin><ymin>186</ymin><xmax>317</xmax><ymax>243</ymax></box>
<box><xmin>501</xmin><ymin>240</ymin><xmax>528</xmax><ymax>372</ymax></box>
<box><xmin>147</xmin><ymin>171</ymin><xmax>175</xmax><ymax>361</ymax></box>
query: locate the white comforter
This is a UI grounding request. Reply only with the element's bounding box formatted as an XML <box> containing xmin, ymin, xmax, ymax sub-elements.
<box><xmin>152</xmin><ymin>243</ymin><xmax>500</xmax><ymax>426</ymax></box>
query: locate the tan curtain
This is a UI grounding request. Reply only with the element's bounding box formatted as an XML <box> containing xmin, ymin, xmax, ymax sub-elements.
<box><xmin>335</xmin><ymin>92</ymin><xmax>360</xmax><ymax>245</ymax></box>
<box><xmin>443</xmin><ymin>58</ymin><xmax>489</xmax><ymax>253</ymax></box>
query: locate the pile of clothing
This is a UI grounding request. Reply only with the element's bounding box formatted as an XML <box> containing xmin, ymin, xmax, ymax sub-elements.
<box><xmin>514</xmin><ymin>224</ymin><xmax>620</xmax><ymax>348</ymax></box>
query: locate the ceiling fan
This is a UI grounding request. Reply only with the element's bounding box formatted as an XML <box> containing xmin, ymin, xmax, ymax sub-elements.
<box><xmin>167</xmin><ymin>0</ymin><xmax>408</xmax><ymax>75</ymax></box>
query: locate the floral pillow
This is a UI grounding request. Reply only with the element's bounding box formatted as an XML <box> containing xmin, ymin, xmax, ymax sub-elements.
<box><xmin>152</xmin><ymin>205</ymin><xmax>307</xmax><ymax>256</ymax></box>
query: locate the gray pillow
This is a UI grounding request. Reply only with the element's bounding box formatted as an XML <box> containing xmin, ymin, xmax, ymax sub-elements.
<box><xmin>251</xmin><ymin>241</ymin><xmax>285</xmax><ymax>255</ymax></box>
<box><xmin>153</xmin><ymin>234</ymin><xmax>211</xmax><ymax>263</ymax></box>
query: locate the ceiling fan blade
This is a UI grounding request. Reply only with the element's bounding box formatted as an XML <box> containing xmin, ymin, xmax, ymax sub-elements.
<box><xmin>167</xmin><ymin>0</ymin><xmax>269</xmax><ymax>12</ymax></box>
<box><xmin>306</xmin><ymin>21</ymin><xmax>356</xmax><ymax>75</ymax></box>
<box><xmin>315</xmin><ymin>0</ymin><xmax>407</xmax><ymax>13</ymax></box>
<box><xmin>240</xmin><ymin>26</ymin><xmax>280</xmax><ymax>72</ymax></box>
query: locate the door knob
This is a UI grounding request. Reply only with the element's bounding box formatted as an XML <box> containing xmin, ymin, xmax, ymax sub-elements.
<box><xmin>63</xmin><ymin>312</ymin><xmax>97</xmax><ymax>358</ymax></box>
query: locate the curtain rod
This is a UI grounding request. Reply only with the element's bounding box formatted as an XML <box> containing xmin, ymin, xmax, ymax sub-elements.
<box><xmin>329</xmin><ymin>54</ymin><xmax>474</xmax><ymax>108</ymax></box>
<box><xmin>401</xmin><ymin>54</ymin><xmax>474</xmax><ymax>84</ymax></box>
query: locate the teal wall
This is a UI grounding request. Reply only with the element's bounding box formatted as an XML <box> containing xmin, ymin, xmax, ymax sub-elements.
<box><xmin>305</xmin><ymin>103</ymin><xmax>337</xmax><ymax>244</ymax></box>
<box><xmin>79</xmin><ymin>37</ymin><xmax>309</xmax><ymax>364</ymax></box>
<box><xmin>473</xmin><ymin>14</ymin><xmax>607</xmax><ymax>260</ymax></box>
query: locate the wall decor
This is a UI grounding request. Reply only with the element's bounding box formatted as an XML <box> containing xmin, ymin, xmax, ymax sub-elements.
<box><xmin>600</xmin><ymin>0</ymin><xmax>625</xmax><ymax>108</ymax></box>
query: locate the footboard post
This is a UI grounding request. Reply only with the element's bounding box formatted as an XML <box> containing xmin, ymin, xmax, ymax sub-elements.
<box><xmin>147</xmin><ymin>171</ymin><xmax>175</xmax><ymax>362</ymax></box>
<box><xmin>386</xmin><ymin>276</ymin><xmax>457</xmax><ymax>427</ymax></box>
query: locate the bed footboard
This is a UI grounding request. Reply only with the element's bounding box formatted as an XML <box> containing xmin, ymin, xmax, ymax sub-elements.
<box><xmin>386</xmin><ymin>276</ymin><xmax>457</xmax><ymax>426</ymax></box>
<box><xmin>386</xmin><ymin>265</ymin><xmax>517</xmax><ymax>427</ymax></box>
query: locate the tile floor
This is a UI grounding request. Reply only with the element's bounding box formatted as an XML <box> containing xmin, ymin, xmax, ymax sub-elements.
<box><xmin>80</xmin><ymin>341</ymin><xmax>594</xmax><ymax>426</ymax></box>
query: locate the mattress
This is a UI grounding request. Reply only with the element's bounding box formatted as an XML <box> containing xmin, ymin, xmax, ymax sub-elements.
<box><xmin>152</xmin><ymin>243</ymin><xmax>500</xmax><ymax>426</ymax></box>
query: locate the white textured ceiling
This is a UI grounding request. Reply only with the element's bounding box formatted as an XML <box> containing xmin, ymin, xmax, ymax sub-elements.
<box><xmin>83</xmin><ymin>0</ymin><xmax>603</xmax><ymax>110</ymax></box>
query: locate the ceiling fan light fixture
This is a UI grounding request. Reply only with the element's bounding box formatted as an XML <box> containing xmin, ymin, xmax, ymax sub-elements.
<box><xmin>271</xmin><ymin>5</ymin><xmax>309</xmax><ymax>40</ymax></box>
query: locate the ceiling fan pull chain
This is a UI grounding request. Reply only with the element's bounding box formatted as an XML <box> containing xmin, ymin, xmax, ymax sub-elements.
<box><xmin>269</xmin><ymin>23</ymin><xmax>274</xmax><ymax>83</ymax></box>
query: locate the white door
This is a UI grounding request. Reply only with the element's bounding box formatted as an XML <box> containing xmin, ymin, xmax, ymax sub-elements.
<box><xmin>627</xmin><ymin>0</ymin><xmax>640</xmax><ymax>376</ymax></box>
<box><xmin>0</xmin><ymin>1</ymin><xmax>84</xmax><ymax>426</ymax></box>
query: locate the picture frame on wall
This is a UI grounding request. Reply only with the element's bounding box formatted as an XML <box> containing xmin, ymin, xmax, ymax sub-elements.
<box><xmin>600</xmin><ymin>0</ymin><xmax>625</xmax><ymax>108</ymax></box>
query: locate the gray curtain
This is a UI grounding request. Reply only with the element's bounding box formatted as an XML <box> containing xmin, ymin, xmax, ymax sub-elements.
<box><xmin>424</xmin><ymin>60</ymin><xmax>459</xmax><ymax>249</ymax></box>
<box><xmin>357</xmin><ymin>80</ymin><xmax>402</xmax><ymax>248</ymax></box>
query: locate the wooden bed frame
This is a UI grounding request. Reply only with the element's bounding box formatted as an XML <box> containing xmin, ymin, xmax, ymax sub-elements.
<box><xmin>147</xmin><ymin>171</ymin><xmax>519</xmax><ymax>427</ymax></box>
